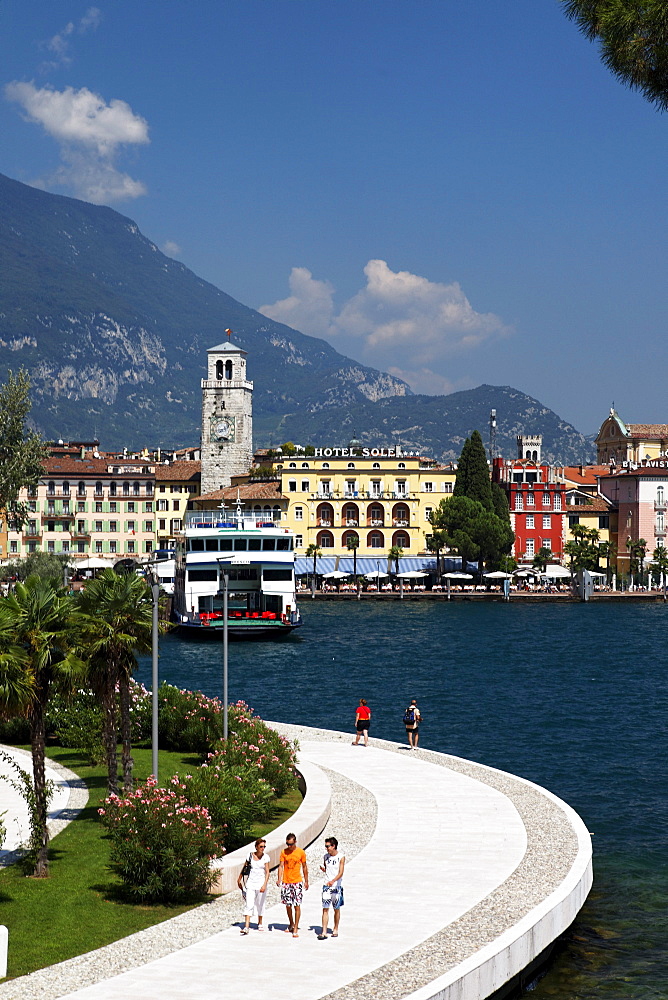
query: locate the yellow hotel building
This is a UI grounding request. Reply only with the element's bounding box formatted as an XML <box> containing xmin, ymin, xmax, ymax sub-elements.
<box><xmin>272</xmin><ymin>445</ymin><xmax>456</xmax><ymax>561</ymax></box>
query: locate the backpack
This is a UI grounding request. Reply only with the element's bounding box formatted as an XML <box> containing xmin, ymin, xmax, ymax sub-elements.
<box><xmin>403</xmin><ymin>707</ymin><xmax>415</xmax><ymax>724</ymax></box>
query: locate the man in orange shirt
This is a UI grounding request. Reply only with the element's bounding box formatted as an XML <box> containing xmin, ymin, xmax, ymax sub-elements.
<box><xmin>277</xmin><ymin>832</ymin><xmax>309</xmax><ymax>937</ymax></box>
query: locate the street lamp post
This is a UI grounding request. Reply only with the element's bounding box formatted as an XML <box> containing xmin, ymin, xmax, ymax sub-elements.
<box><xmin>151</xmin><ymin>575</ymin><xmax>160</xmax><ymax>779</ymax></box>
<box><xmin>217</xmin><ymin>558</ymin><xmax>231</xmax><ymax>742</ymax></box>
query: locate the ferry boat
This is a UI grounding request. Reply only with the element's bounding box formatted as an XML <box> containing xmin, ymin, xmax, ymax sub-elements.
<box><xmin>172</xmin><ymin>505</ymin><xmax>302</xmax><ymax>639</ymax></box>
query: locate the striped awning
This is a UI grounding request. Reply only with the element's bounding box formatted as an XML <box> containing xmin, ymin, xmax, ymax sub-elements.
<box><xmin>294</xmin><ymin>555</ymin><xmax>477</xmax><ymax>575</ymax></box>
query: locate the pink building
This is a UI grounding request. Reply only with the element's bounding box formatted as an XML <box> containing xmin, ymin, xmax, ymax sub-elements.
<box><xmin>599</xmin><ymin>463</ymin><xmax>668</xmax><ymax>574</ymax></box>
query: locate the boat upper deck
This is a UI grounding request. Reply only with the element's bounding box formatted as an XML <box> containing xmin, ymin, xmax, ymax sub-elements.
<box><xmin>185</xmin><ymin>511</ymin><xmax>285</xmax><ymax>533</ymax></box>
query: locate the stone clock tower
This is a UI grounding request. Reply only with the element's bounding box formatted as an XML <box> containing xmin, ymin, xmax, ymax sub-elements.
<box><xmin>200</xmin><ymin>338</ymin><xmax>253</xmax><ymax>493</ymax></box>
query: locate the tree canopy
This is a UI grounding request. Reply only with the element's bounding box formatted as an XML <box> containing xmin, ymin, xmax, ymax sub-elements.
<box><xmin>562</xmin><ymin>0</ymin><xmax>668</xmax><ymax>110</ymax></box>
<box><xmin>430</xmin><ymin>496</ymin><xmax>513</xmax><ymax>573</ymax></box>
<box><xmin>0</xmin><ymin>369</ymin><xmax>48</xmax><ymax>530</ymax></box>
<box><xmin>442</xmin><ymin>432</ymin><xmax>513</xmax><ymax>573</ymax></box>
<box><xmin>453</xmin><ymin>431</ymin><xmax>493</xmax><ymax>510</ymax></box>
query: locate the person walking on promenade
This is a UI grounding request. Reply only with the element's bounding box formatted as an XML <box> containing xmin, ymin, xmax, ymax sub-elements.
<box><xmin>403</xmin><ymin>698</ymin><xmax>421</xmax><ymax>749</ymax></box>
<box><xmin>353</xmin><ymin>698</ymin><xmax>371</xmax><ymax>746</ymax></box>
<box><xmin>318</xmin><ymin>837</ymin><xmax>346</xmax><ymax>939</ymax></box>
<box><xmin>277</xmin><ymin>832</ymin><xmax>309</xmax><ymax>937</ymax></box>
<box><xmin>238</xmin><ymin>837</ymin><xmax>270</xmax><ymax>934</ymax></box>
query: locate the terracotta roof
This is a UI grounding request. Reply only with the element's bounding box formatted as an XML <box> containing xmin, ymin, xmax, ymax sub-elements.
<box><xmin>154</xmin><ymin>461</ymin><xmax>201</xmax><ymax>482</ymax></box>
<box><xmin>563</xmin><ymin>465</ymin><xmax>610</xmax><ymax>486</ymax></box>
<box><xmin>197</xmin><ymin>481</ymin><xmax>285</xmax><ymax>502</ymax></box>
<box><xmin>566</xmin><ymin>495</ymin><xmax>612</xmax><ymax>513</ymax></box>
<box><xmin>601</xmin><ymin>466</ymin><xmax>668</xmax><ymax>478</ymax></box>
<box><xmin>44</xmin><ymin>456</ymin><xmax>149</xmax><ymax>477</ymax></box>
<box><xmin>626</xmin><ymin>424</ymin><xmax>668</xmax><ymax>438</ymax></box>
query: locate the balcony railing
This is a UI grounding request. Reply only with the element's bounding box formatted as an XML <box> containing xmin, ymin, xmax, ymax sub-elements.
<box><xmin>317</xmin><ymin>519</ymin><xmax>332</xmax><ymax>527</ymax></box>
<box><xmin>368</xmin><ymin>519</ymin><xmax>385</xmax><ymax>527</ymax></box>
<box><xmin>655</xmin><ymin>500</ymin><xmax>666</xmax><ymax>511</ymax></box>
<box><xmin>655</xmin><ymin>525</ymin><xmax>666</xmax><ymax>536</ymax></box>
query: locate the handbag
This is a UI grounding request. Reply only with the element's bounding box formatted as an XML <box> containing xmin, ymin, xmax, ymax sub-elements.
<box><xmin>241</xmin><ymin>853</ymin><xmax>252</xmax><ymax>879</ymax></box>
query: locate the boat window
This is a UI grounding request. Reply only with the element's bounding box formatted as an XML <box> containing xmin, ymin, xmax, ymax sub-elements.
<box><xmin>219</xmin><ymin>538</ymin><xmax>233</xmax><ymax>551</ymax></box>
<box><xmin>263</xmin><ymin>568</ymin><xmax>293</xmax><ymax>581</ymax></box>
<box><xmin>205</xmin><ymin>539</ymin><xmax>218</xmax><ymax>551</ymax></box>
<box><xmin>262</xmin><ymin>538</ymin><xmax>276</xmax><ymax>550</ymax></box>
<box><xmin>276</xmin><ymin>538</ymin><xmax>290</xmax><ymax>550</ymax></box>
<box><xmin>234</xmin><ymin>538</ymin><xmax>247</xmax><ymax>550</ymax></box>
<box><xmin>248</xmin><ymin>538</ymin><xmax>262</xmax><ymax>550</ymax></box>
<box><xmin>187</xmin><ymin>569</ymin><xmax>218</xmax><ymax>582</ymax></box>
<box><xmin>227</xmin><ymin>566</ymin><xmax>259</xmax><ymax>581</ymax></box>
<box><xmin>189</xmin><ymin>539</ymin><xmax>204</xmax><ymax>551</ymax></box>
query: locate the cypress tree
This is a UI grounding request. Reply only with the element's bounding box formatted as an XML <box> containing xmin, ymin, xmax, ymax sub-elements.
<box><xmin>454</xmin><ymin>430</ymin><xmax>492</xmax><ymax>510</ymax></box>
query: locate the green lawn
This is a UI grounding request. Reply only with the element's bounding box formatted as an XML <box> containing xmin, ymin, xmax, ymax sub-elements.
<box><xmin>0</xmin><ymin>747</ymin><xmax>302</xmax><ymax>980</ymax></box>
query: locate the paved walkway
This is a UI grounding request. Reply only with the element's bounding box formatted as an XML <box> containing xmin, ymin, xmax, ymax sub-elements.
<box><xmin>0</xmin><ymin>748</ymin><xmax>73</xmax><ymax>861</ymax></box>
<box><xmin>52</xmin><ymin>741</ymin><xmax>528</xmax><ymax>1000</ymax></box>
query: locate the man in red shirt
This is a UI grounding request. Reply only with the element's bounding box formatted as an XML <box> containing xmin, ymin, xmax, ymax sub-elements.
<box><xmin>277</xmin><ymin>833</ymin><xmax>309</xmax><ymax>937</ymax></box>
<box><xmin>353</xmin><ymin>698</ymin><xmax>371</xmax><ymax>746</ymax></box>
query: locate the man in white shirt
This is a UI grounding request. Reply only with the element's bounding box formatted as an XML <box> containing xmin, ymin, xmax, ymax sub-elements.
<box><xmin>318</xmin><ymin>837</ymin><xmax>346</xmax><ymax>939</ymax></box>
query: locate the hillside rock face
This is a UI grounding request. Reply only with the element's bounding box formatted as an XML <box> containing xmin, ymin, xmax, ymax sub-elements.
<box><xmin>278</xmin><ymin>384</ymin><xmax>593</xmax><ymax>466</ymax></box>
<box><xmin>0</xmin><ymin>172</ymin><xmax>407</xmax><ymax>449</ymax></box>
<box><xmin>0</xmin><ymin>172</ymin><xmax>593</xmax><ymax>463</ymax></box>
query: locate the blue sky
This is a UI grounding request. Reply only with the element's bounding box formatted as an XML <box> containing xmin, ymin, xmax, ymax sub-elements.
<box><xmin>2</xmin><ymin>1</ymin><xmax>667</xmax><ymax>435</ymax></box>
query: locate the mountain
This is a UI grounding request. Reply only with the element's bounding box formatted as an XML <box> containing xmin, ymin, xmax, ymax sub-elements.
<box><xmin>277</xmin><ymin>384</ymin><xmax>594</xmax><ymax>465</ymax></box>
<box><xmin>0</xmin><ymin>172</ymin><xmax>408</xmax><ymax>449</ymax></box>
<box><xmin>0</xmin><ymin>172</ymin><xmax>594</xmax><ymax>463</ymax></box>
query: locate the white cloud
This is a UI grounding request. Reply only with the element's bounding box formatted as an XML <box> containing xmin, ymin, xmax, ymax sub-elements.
<box><xmin>44</xmin><ymin>7</ymin><xmax>101</xmax><ymax>68</ymax></box>
<box><xmin>259</xmin><ymin>259</ymin><xmax>509</xmax><ymax>394</ymax></box>
<box><xmin>163</xmin><ymin>240</ymin><xmax>182</xmax><ymax>257</ymax></box>
<box><xmin>5</xmin><ymin>81</ymin><xmax>149</xmax><ymax>204</ymax></box>
<box><xmin>385</xmin><ymin>366</ymin><xmax>462</xmax><ymax>396</ymax></box>
<box><xmin>259</xmin><ymin>267</ymin><xmax>334</xmax><ymax>339</ymax></box>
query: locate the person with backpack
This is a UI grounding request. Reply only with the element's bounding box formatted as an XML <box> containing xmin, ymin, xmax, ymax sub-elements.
<box><xmin>403</xmin><ymin>698</ymin><xmax>421</xmax><ymax>749</ymax></box>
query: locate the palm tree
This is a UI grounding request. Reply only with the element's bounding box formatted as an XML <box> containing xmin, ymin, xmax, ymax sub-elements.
<box><xmin>598</xmin><ymin>540</ymin><xmax>617</xmax><ymax>586</ymax></box>
<box><xmin>77</xmin><ymin>569</ymin><xmax>154</xmax><ymax>794</ymax></box>
<box><xmin>426</xmin><ymin>529</ymin><xmax>447</xmax><ymax>579</ymax></box>
<box><xmin>388</xmin><ymin>545</ymin><xmax>404</xmax><ymax>577</ymax></box>
<box><xmin>532</xmin><ymin>546</ymin><xmax>552</xmax><ymax>574</ymax></box>
<box><xmin>305</xmin><ymin>544</ymin><xmax>322</xmax><ymax>598</ymax></box>
<box><xmin>346</xmin><ymin>534</ymin><xmax>359</xmax><ymax>582</ymax></box>
<box><xmin>626</xmin><ymin>537</ymin><xmax>648</xmax><ymax>589</ymax></box>
<box><xmin>0</xmin><ymin>576</ymin><xmax>83</xmax><ymax>876</ymax></box>
<box><xmin>651</xmin><ymin>546</ymin><xmax>668</xmax><ymax>599</ymax></box>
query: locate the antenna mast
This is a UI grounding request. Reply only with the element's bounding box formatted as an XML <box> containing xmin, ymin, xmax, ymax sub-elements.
<box><xmin>489</xmin><ymin>409</ymin><xmax>497</xmax><ymax>461</ymax></box>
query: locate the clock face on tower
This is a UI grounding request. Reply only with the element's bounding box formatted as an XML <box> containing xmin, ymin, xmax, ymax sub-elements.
<box><xmin>211</xmin><ymin>415</ymin><xmax>236</xmax><ymax>442</ymax></box>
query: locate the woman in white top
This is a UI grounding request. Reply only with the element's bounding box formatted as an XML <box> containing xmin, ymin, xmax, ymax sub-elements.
<box><xmin>238</xmin><ymin>837</ymin><xmax>270</xmax><ymax>933</ymax></box>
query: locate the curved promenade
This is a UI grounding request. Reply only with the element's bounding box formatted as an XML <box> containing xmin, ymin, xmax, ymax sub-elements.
<box><xmin>0</xmin><ymin>727</ymin><xmax>592</xmax><ymax>1000</ymax></box>
<box><xmin>0</xmin><ymin>747</ymin><xmax>87</xmax><ymax>866</ymax></box>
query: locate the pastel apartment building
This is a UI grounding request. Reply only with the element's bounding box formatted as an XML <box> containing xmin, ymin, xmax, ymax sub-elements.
<box><xmin>6</xmin><ymin>443</ymin><xmax>157</xmax><ymax>560</ymax></box>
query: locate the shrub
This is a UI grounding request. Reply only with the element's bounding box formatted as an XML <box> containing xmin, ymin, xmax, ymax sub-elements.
<box><xmin>180</xmin><ymin>759</ymin><xmax>274</xmax><ymax>849</ymax></box>
<box><xmin>99</xmin><ymin>775</ymin><xmax>222</xmax><ymax>903</ymax></box>
<box><xmin>48</xmin><ymin>690</ymin><xmax>105</xmax><ymax>766</ymax></box>
<box><xmin>0</xmin><ymin>715</ymin><xmax>31</xmax><ymax>744</ymax></box>
<box><xmin>157</xmin><ymin>684</ymin><xmax>225</xmax><ymax>755</ymax></box>
<box><xmin>217</xmin><ymin>701</ymin><xmax>298</xmax><ymax>797</ymax></box>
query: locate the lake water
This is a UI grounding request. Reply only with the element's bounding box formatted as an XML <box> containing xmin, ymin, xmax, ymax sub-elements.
<box><xmin>137</xmin><ymin>600</ymin><xmax>668</xmax><ymax>999</ymax></box>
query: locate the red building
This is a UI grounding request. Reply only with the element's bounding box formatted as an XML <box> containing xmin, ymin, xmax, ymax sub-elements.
<box><xmin>492</xmin><ymin>456</ymin><xmax>567</xmax><ymax>564</ymax></box>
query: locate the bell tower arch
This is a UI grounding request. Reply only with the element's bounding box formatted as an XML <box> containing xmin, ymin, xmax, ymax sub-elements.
<box><xmin>200</xmin><ymin>337</ymin><xmax>253</xmax><ymax>493</ymax></box>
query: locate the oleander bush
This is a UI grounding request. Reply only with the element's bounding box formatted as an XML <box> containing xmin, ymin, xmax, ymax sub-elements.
<box><xmin>48</xmin><ymin>691</ymin><xmax>106</xmax><ymax>766</ymax></box>
<box><xmin>179</xmin><ymin>759</ymin><xmax>274</xmax><ymax>848</ymax></box>
<box><xmin>99</xmin><ymin>775</ymin><xmax>223</xmax><ymax>903</ymax></box>
<box><xmin>156</xmin><ymin>684</ymin><xmax>225</xmax><ymax>755</ymax></box>
<box><xmin>212</xmin><ymin>701</ymin><xmax>298</xmax><ymax>797</ymax></box>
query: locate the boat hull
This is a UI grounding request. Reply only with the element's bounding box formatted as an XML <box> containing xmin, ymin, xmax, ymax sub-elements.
<box><xmin>174</xmin><ymin>619</ymin><xmax>302</xmax><ymax>641</ymax></box>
